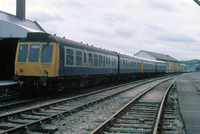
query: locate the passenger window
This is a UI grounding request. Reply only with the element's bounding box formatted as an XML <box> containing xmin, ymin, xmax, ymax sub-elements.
<box><xmin>88</xmin><ymin>53</ymin><xmax>93</xmax><ymax>66</ymax></box>
<box><xmin>66</xmin><ymin>49</ymin><xmax>74</xmax><ymax>65</ymax></box>
<box><xmin>111</xmin><ymin>58</ymin><xmax>114</xmax><ymax>67</ymax></box>
<box><xmin>41</xmin><ymin>45</ymin><xmax>53</xmax><ymax>63</ymax></box>
<box><xmin>106</xmin><ymin>57</ymin><xmax>108</xmax><ymax>65</ymax></box>
<box><xmin>99</xmin><ymin>55</ymin><xmax>103</xmax><ymax>67</ymax></box>
<box><xmin>18</xmin><ymin>44</ymin><xmax>28</xmax><ymax>62</ymax></box>
<box><xmin>103</xmin><ymin>56</ymin><xmax>105</xmax><ymax>67</ymax></box>
<box><xmin>84</xmin><ymin>53</ymin><xmax>86</xmax><ymax>63</ymax></box>
<box><xmin>123</xmin><ymin>60</ymin><xmax>125</xmax><ymax>68</ymax></box>
<box><xmin>94</xmin><ymin>54</ymin><xmax>98</xmax><ymax>67</ymax></box>
<box><xmin>131</xmin><ymin>61</ymin><xmax>133</xmax><ymax>68</ymax></box>
<box><xmin>76</xmin><ymin>51</ymin><xmax>82</xmax><ymax>66</ymax></box>
<box><xmin>29</xmin><ymin>44</ymin><xmax>40</xmax><ymax>62</ymax></box>
<box><xmin>108</xmin><ymin>57</ymin><xmax>110</xmax><ymax>67</ymax></box>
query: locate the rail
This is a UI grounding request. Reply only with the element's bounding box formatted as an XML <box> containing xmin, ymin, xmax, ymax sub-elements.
<box><xmin>153</xmin><ymin>81</ymin><xmax>175</xmax><ymax>134</ymax></box>
<box><xmin>0</xmin><ymin>77</ymin><xmax>170</xmax><ymax>133</ymax></box>
<box><xmin>90</xmin><ymin>79</ymin><xmax>174</xmax><ymax>134</ymax></box>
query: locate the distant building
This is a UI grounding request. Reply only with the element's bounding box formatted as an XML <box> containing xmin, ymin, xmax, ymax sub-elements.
<box><xmin>135</xmin><ymin>50</ymin><xmax>181</xmax><ymax>73</ymax></box>
<box><xmin>195</xmin><ymin>64</ymin><xmax>200</xmax><ymax>72</ymax></box>
<box><xmin>0</xmin><ymin>0</ymin><xmax>45</xmax><ymax>39</ymax></box>
<box><xmin>181</xmin><ymin>64</ymin><xmax>190</xmax><ymax>72</ymax></box>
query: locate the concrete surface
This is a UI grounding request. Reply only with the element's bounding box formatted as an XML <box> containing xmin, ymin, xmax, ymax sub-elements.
<box><xmin>176</xmin><ymin>72</ymin><xmax>200</xmax><ymax>134</ymax></box>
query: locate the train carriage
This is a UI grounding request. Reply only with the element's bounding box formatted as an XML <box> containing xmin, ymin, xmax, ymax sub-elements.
<box><xmin>118</xmin><ymin>54</ymin><xmax>142</xmax><ymax>80</ymax></box>
<box><xmin>155</xmin><ymin>61</ymin><xmax>166</xmax><ymax>75</ymax></box>
<box><xmin>59</xmin><ymin>43</ymin><xmax>118</xmax><ymax>77</ymax></box>
<box><xmin>14</xmin><ymin>32</ymin><xmax>166</xmax><ymax>93</ymax></box>
<box><xmin>14</xmin><ymin>32</ymin><xmax>118</xmax><ymax>90</ymax></box>
<box><xmin>142</xmin><ymin>58</ymin><xmax>156</xmax><ymax>73</ymax></box>
<box><xmin>118</xmin><ymin>54</ymin><xmax>142</xmax><ymax>73</ymax></box>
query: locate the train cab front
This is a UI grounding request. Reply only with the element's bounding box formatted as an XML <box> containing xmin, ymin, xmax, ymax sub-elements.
<box><xmin>14</xmin><ymin>42</ymin><xmax>59</xmax><ymax>88</ymax></box>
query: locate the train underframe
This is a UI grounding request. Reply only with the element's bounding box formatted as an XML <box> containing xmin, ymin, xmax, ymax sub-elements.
<box><xmin>14</xmin><ymin>71</ymin><xmax>165</xmax><ymax>96</ymax></box>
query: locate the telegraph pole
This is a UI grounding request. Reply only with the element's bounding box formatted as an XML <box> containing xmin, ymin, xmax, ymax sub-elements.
<box><xmin>194</xmin><ymin>0</ymin><xmax>200</xmax><ymax>6</ymax></box>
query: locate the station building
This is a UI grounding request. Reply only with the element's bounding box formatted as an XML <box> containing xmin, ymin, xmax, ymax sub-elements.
<box><xmin>0</xmin><ymin>0</ymin><xmax>45</xmax><ymax>79</ymax></box>
<box><xmin>135</xmin><ymin>50</ymin><xmax>181</xmax><ymax>73</ymax></box>
<box><xmin>0</xmin><ymin>0</ymin><xmax>45</xmax><ymax>39</ymax></box>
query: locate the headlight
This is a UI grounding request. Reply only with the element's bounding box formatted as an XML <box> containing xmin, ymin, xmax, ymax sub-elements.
<box><xmin>19</xmin><ymin>68</ymin><xmax>23</xmax><ymax>73</ymax></box>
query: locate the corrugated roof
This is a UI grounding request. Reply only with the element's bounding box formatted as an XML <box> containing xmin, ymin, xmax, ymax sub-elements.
<box><xmin>0</xmin><ymin>10</ymin><xmax>45</xmax><ymax>32</ymax></box>
<box><xmin>138</xmin><ymin>50</ymin><xmax>179</xmax><ymax>62</ymax></box>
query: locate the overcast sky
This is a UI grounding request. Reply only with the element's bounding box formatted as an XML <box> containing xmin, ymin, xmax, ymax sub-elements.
<box><xmin>1</xmin><ymin>0</ymin><xmax>200</xmax><ymax>60</ymax></box>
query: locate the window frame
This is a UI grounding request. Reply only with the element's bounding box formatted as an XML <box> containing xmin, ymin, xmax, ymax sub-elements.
<box><xmin>76</xmin><ymin>50</ymin><xmax>83</xmax><ymax>66</ymax></box>
<box><xmin>29</xmin><ymin>44</ymin><xmax>41</xmax><ymax>62</ymax></box>
<box><xmin>17</xmin><ymin>44</ymin><xmax>28</xmax><ymax>62</ymax></box>
<box><xmin>94</xmin><ymin>54</ymin><xmax>99</xmax><ymax>67</ymax></box>
<box><xmin>65</xmin><ymin>47</ymin><xmax>74</xmax><ymax>66</ymax></box>
<box><xmin>41</xmin><ymin>44</ymin><xmax>53</xmax><ymax>63</ymax></box>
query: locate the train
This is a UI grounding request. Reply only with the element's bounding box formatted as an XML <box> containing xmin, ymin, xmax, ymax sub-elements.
<box><xmin>13</xmin><ymin>32</ymin><xmax>166</xmax><ymax>92</ymax></box>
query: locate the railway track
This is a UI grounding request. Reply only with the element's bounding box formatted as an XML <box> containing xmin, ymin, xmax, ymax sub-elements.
<box><xmin>0</xmin><ymin>82</ymin><xmax>45</xmax><ymax>112</ymax></box>
<box><xmin>0</xmin><ymin>77</ymin><xmax>172</xmax><ymax>133</ymax></box>
<box><xmin>158</xmin><ymin>83</ymin><xmax>186</xmax><ymax>133</ymax></box>
<box><xmin>0</xmin><ymin>77</ymin><xmax>161</xmax><ymax>114</ymax></box>
<box><xmin>0</xmin><ymin>97</ymin><xmax>45</xmax><ymax>112</ymax></box>
<box><xmin>90</xmin><ymin>80</ymin><xmax>185</xmax><ymax>134</ymax></box>
<box><xmin>0</xmin><ymin>82</ymin><xmax>19</xmax><ymax>102</ymax></box>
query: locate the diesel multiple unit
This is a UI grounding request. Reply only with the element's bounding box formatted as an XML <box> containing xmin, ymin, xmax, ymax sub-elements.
<box><xmin>14</xmin><ymin>32</ymin><xmax>166</xmax><ymax>91</ymax></box>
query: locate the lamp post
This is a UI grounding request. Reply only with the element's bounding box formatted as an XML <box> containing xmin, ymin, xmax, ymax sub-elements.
<box><xmin>194</xmin><ymin>0</ymin><xmax>200</xmax><ymax>6</ymax></box>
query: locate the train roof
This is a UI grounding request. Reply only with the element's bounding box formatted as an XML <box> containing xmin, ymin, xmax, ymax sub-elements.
<box><xmin>139</xmin><ymin>57</ymin><xmax>166</xmax><ymax>64</ymax></box>
<box><xmin>118</xmin><ymin>53</ymin><xmax>141</xmax><ymax>61</ymax></box>
<box><xmin>19</xmin><ymin>32</ymin><xmax>118</xmax><ymax>56</ymax></box>
<box><xmin>118</xmin><ymin>53</ymin><xmax>166</xmax><ymax>64</ymax></box>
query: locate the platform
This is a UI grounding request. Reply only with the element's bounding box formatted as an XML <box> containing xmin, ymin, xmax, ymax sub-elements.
<box><xmin>176</xmin><ymin>72</ymin><xmax>200</xmax><ymax>134</ymax></box>
<box><xmin>0</xmin><ymin>80</ymin><xmax>17</xmax><ymax>86</ymax></box>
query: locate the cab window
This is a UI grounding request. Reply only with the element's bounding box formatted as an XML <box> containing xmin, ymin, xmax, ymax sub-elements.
<box><xmin>29</xmin><ymin>44</ymin><xmax>40</xmax><ymax>62</ymax></box>
<box><xmin>41</xmin><ymin>45</ymin><xmax>53</xmax><ymax>63</ymax></box>
<box><xmin>18</xmin><ymin>44</ymin><xmax>28</xmax><ymax>62</ymax></box>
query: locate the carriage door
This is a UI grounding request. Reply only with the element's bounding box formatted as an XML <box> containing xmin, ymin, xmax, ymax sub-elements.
<box><xmin>82</xmin><ymin>50</ymin><xmax>87</xmax><ymax>75</ymax></box>
<box><xmin>155</xmin><ymin>63</ymin><xmax>157</xmax><ymax>73</ymax></box>
<box><xmin>83</xmin><ymin>50</ymin><xmax>87</xmax><ymax>67</ymax></box>
<box><xmin>59</xmin><ymin>44</ymin><xmax>64</xmax><ymax>76</ymax></box>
